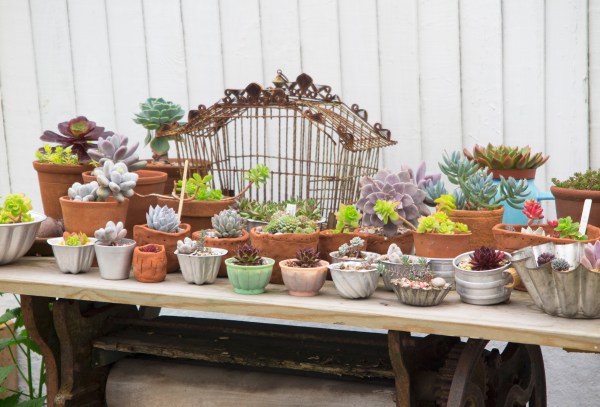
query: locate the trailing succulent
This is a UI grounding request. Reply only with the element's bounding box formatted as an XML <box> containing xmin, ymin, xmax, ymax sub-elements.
<box><xmin>0</xmin><ymin>194</ymin><xmax>33</xmax><ymax>224</ymax></box>
<box><xmin>93</xmin><ymin>160</ymin><xmax>139</xmax><ymax>202</ymax></box>
<box><xmin>463</xmin><ymin>144</ymin><xmax>549</xmax><ymax>170</ymax></box>
<box><xmin>468</xmin><ymin>246</ymin><xmax>506</xmax><ymax>271</ymax></box>
<box><xmin>581</xmin><ymin>241</ymin><xmax>600</xmax><ymax>271</ymax></box>
<box><xmin>40</xmin><ymin>116</ymin><xmax>113</xmax><ymax>162</ymax></box>
<box><xmin>88</xmin><ymin>133</ymin><xmax>147</xmax><ymax>171</ymax></box>
<box><xmin>210</xmin><ymin>209</ymin><xmax>245</xmax><ymax>238</ymax></box>
<box><xmin>146</xmin><ymin>205</ymin><xmax>181</xmax><ymax>233</ymax></box>
<box><xmin>94</xmin><ymin>221</ymin><xmax>127</xmax><ymax>246</ymax></box>
<box><xmin>233</xmin><ymin>243</ymin><xmax>264</xmax><ymax>266</ymax></box>
<box><xmin>293</xmin><ymin>248</ymin><xmax>321</xmax><ymax>268</ymax></box>
<box><xmin>264</xmin><ymin>211</ymin><xmax>317</xmax><ymax>234</ymax></box>
<box><xmin>552</xmin><ymin>169</ymin><xmax>600</xmax><ymax>191</ymax></box>
<box><xmin>356</xmin><ymin>169</ymin><xmax>430</xmax><ymax>237</ymax></box>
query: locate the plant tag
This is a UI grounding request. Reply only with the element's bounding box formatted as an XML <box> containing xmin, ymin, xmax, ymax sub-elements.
<box><xmin>579</xmin><ymin>199</ymin><xmax>592</xmax><ymax>235</ymax></box>
<box><xmin>285</xmin><ymin>204</ymin><xmax>297</xmax><ymax>216</ymax></box>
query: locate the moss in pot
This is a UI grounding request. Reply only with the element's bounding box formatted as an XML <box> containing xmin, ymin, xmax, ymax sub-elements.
<box><xmin>225</xmin><ymin>243</ymin><xmax>275</xmax><ymax>294</ymax></box>
<box><xmin>94</xmin><ymin>221</ymin><xmax>136</xmax><ymax>280</ymax></box>
<box><xmin>280</xmin><ymin>248</ymin><xmax>329</xmax><ymax>297</ymax></box>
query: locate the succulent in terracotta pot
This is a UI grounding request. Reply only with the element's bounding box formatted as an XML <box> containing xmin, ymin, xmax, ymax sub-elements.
<box><xmin>279</xmin><ymin>248</ymin><xmax>329</xmax><ymax>297</ymax></box>
<box><xmin>94</xmin><ymin>221</ymin><xmax>136</xmax><ymax>280</ymax></box>
<box><xmin>0</xmin><ymin>194</ymin><xmax>46</xmax><ymax>265</ymax></box>
<box><xmin>551</xmin><ymin>169</ymin><xmax>600</xmax><ymax>226</ymax></box>
<box><xmin>225</xmin><ymin>243</ymin><xmax>275</xmax><ymax>294</ymax></box>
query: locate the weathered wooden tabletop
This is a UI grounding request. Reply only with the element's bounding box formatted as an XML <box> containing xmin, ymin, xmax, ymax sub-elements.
<box><xmin>1</xmin><ymin>257</ymin><xmax>599</xmax><ymax>353</ymax></box>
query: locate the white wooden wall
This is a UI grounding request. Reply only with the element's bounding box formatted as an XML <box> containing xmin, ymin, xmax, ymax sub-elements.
<box><xmin>0</xmin><ymin>0</ymin><xmax>598</xmax><ymax>211</ymax></box>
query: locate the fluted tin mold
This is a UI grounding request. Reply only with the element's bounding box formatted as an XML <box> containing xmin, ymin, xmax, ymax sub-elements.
<box><xmin>328</xmin><ymin>262</ymin><xmax>380</xmax><ymax>299</ymax></box>
<box><xmin>48</xmin><ymin>237</ymin><xmax>97</xmax><ymax>274</ymax></box>
<box><xmin>0</xmin><ymin>212</ymin><xmax>46</xmax><ymax>265</ymax></box>
<box><xmin>391</xmin><ymin>284</ymin><xmax>451</xmax><ymax>307</ymax></box>
<box><xmin>176</xmin><ymin>248</ymin><xmax>227</xmax><ymax>285</ymax></box>
<box><xmin>380</xmin><ymin>256</ymin><xmax>430</xmax><ymax>291</ymax></box>
<box><xmin>512</xmin><ymin>242</ymin><xmax>600</xmax><ymax>318</ymax></box>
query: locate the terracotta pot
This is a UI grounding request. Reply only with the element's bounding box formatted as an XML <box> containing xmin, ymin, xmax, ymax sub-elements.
<box><xmin>279</xmin><ymin>259</ymin><xmax>330</xmax><ymax>297</ymax></box>
<box><xmin>249</xmin><ymin>227</ymin><xmax>320</xmax><ymax>284</ymax></box>
<box><xmin>490</xmin><ymin>168</ymin><xmax>537</xmax><ymax>180</ymax></box>
<box><xmin>133</xmin><ymin>244</ymin><xmax>168</xmax><ymax>283</ymax></box>
<box><xmin>413</xmin><ymin>232</ymin><xmax>472</xmax><ymax>258</ymax></box>
<box><xmin>157</xmin><ymin>197</ymin><xmax>235</xmax><ymax>233</ymax></box>
<box><xmin>356</xmin><ymin>229</ymin><xmax>414</xmax><ymax>255</ymax></box>
<box><xmin>449</xmin><ymin>207</ymin><xmax>504</xmax><ymax>249</ymax></box>
<box><xmin>146</xmin><ymin>158</ymin><xmax>212</xmax><ymax>194</ymax></box>
<box><xmin>133</xmin><ymin>223</ymin><xmax>191</xmax><ymax>273</ymax></box>
<box><xmin>84</xmin><ymin>170</ymin><xmax>167</xmax><ymax>237</ymax></box>
<box><xmin>551</xmin><ymin>186</ymin><xmax>600</xmax><ymax>227</ymax></box>
<box><xmin>192</xmin><ymin>229</ymin><xmax>250</xmax><ymax>277</ymax></box>
<box><xmin>317</xmin><ymin>229</ymin><xmax>370</xmax><ymax>263</ymax></box>
<box><xmin>33</xmin><ymin>161</ymin><xmax>93</xmax><ymax>220</ymax></box>
<box><xmin>59</xmin><ymin>196</ymin><xmax>129</xmax><ymax>236</ymax></box>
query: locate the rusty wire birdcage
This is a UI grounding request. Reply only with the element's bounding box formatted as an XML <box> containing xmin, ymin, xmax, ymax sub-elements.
<box><xmin>158</xmin><ymin>71</ymin><xmax>396</xmax><ymax>217</ymax></box>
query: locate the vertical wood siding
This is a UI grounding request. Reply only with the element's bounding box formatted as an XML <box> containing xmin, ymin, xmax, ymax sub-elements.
<box><xmin>0</xmin><ymin>0</ymin><xmax>596</xmax><ymax>210</ymax></box>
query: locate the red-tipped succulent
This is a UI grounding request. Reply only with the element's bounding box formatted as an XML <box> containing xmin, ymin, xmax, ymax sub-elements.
<box><xmin>40</xmin><ymin>116</ymin><xmax>113</xmax><ymax>162</ymax></box>
<box><xmin>469</xmin><ymin>246</ymin><xmax>506</xmax><ymax>271</ymax></box>
<box><xmin>522</xmin><ymin>199</ymin><xmax>544</xmax><ymax>225</ymax></box>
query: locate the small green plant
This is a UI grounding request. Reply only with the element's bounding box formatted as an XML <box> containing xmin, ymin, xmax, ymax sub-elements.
<box><xmin>62</xmin><ymin>232</ymin><xmax>90</xmax><ymax>246</ymax></box>
<box><xmin>244</xmin><ymin>164</ymin><xmax>270</xmax><ymax>187</ymax></box>
<box><xmin>264</xmin><ymin>211</ymin><xmax>317</xmax><ymax>234</ymax></box>
<box><xmin>238</xmin><ymin>199</ymin><xmax>280</xmax><ymax>222</ymax></box>
<box><xmin>416</xmin><ymin>212</ymin><xmax>469</xmax><ymax>235</ymax></box>
<box><xmin>374</xmin><ymin>199</ymin><xmax>400</xmax><ymax>226</ymax></box>
<box><xmin>334</xmin><ymin>204</ymin><xmax>362</xmax><ymax>233</ymax></box>
<box><xmin>554</xmin><ymin>216</ymin><xmax>587</xmax><ymax>240</ymax></box>
<box><xmin>293</xmin><ymin>248</ymin><xmax>321</xmax><ymax>268</ymax></box>
<box><xmin>552</xmin><ymin>169</ymin><xmax>600</xmax><ymax>191</ymax></box>
<box><xmin>179</xmin><ymin>173</ymin><xmax>224</xmax><ymax>201</ymax></box>
<box><xmin>0</xmin><ymin>194</ymin><xmax>33</xmax><ymax>224</ymax></box>
<box><xmin>35</xmin><ymin>144</ymin><xmax>79</xmax><ymax>165</ymax></box>
<box><xmin>434</xmin><ymin>194</ymin><xmax>456</xmax><ymax>215</ymax></box>
<box><xmin>233</xmin><ymin>243</ymin><xmax>264</xmax><ymax>266</ymax></box>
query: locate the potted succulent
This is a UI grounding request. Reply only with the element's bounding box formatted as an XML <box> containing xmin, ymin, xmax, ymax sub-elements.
<box><xmin>33</xmin><ymin>117</ymin><xmax>112</xmax><ymax>220</ymax></box>
<box><xmin>512</xmin><ymin>241</ymin><xmax>600</xmax><ymax>318</ymax></box>
<box><xmin>250</xmin><ymin>210</ymin><xmax>320</xmax><ymax>284</ymax></box>
<box><xmin>463</xmin><ymin>144</ymin><xmax>552</xmax><ymax>224</ymax></box>
<box><xmin>133</xmin><ymin>244</ymin><xmax>168</xmax><ymax>283</ymax></box>
<box><xmin>60</xmin><ymin>160</ymin><xmax>138</xmax><ymax>235</ymax></box>
<box><xmin>133</xmin><ymin>205</ymin><xmax>191</xmax><ymax>273</ymax></box>
<box><xmin>158</xmin><ymin>164</ymin><xmax>269</xmax><ymax>232</ymax></box>
<box><xmin>355</xmin><ymin>169</ymin><xmax>430</xmax><ymax>254</ymax></box>
<box><xmin>238</xmin><ymin>199</ymin><xmax>279</xmax><ymax>231</ymax></box>
<box><xmin>192</xmin><ymin>209</ymin><xmax>250</xmax><ymax>277</ymax></box>
<box><xmin>225</xmin><ymin>243</ymin><xmax>275</xmax><ymax>294</ymax></box>
<box><xmin>175</xmin><ymin>236</ymin><xmax>227</xmax><ymax>285</ymax></box>
<box><xmin>47</xmin><ymin>232</ymin><xmax>96</xmax><ymax>274</ymax></box>
<box><xmin>389</xmin><ymin>260</ymin><xmax>451</xmax><ymax>307</ymax></box>
<box><xmin>327</xmin><ymin>260</ymin><xmax>380</xmax><ymax>299</ymax></box>
<box><xmin>453</xmin><ymin>246</ymin><xmax>519</xmax><ymax>305</ymax></box>
<box><xmin>318</xmin><ymin>204</ymin><xmax>370</xmax><ymax>263</ymax></box>
<box><xmin>379</xmin><ymin>244</ymin><xmax>431</xmax><ymax>291</ymax></box>
<box><xmin>279</xmin><ymin>248</ymin><xmax>329</xmax><ymax>297</ymax></box>
<box><xmin>428</xmin><ymin>151</ymin><xmax>528</xmax><ymax>249</ymax></box>
<box><xmin>0</xmin><ymin>194</ymin><xmax>46</xmax><ymax>265</ymax></box>
<box><xmin>94</xmin><ymin>221</ymin><xmax>136</xmax><ymax>280</ymax></box>
<box><xmin>328</xmin><ymin>236</ymin><xmax>378</xmax><ymax>264</ymax></box>
<box><xmin>551</xmin><ymin>169</ymin><xmax>600</xmax><ymax>227</ymax></box>
<box><xmin>85</xmin><ymin>133</ymin><xmax>166</xmax><ymax>236</ymax></box>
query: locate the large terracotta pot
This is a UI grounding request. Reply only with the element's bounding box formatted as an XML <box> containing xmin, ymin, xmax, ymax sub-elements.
<box><xmin>33</xmin><ymin>161</ymin><xmax>93</xmax><ymax>220</ymax></box>
<box><xmin>84</xmin><ymin>170</ymin><xmax>167</xmax><ymax>237</ymax></box>
<box><xmin>356</xmin><ymin>229</ymin><xmax>414</xmax><ymax>255</ymax></box>
<box><xmin>449</xmin><ymin>207</ymin><xmax>504</xmax><ymax>249</ymax></box>
<box><xmin>59</xmin><ymin>196</ymin><xmax>129</xmax><ymax>236</ymax></box>
<box><xmin>133</xmin><ymin>244</ymin><xmax>168</xmax><ymax>283</ymax></box>
<box><xmin>249</xmin><ymin>227</ymin><xmax>320</xmax><ymax>284</ymax></box>
<box><xmin>146</xmin><ymin>159</ymin><xmax>212</xmax><ymax>195</ymax></box>
<box><xmin>192</xmin><ymin>229</ymin><xmax>250</xmax><ymax>277</ymax></box>
<box><xmin>317</xmin><ymin>229</ymin><xmax>370</xmax><ymax>263</ymax></box>
<box><xmin>156</xmin><ymin>197</ymin><xmax>235</xmax><ymax>233</ymax></box>
<box><xmin>551</xmin><ymin>186</ymin><xmax>600</xmax><ymax>227</ymax></box>
<box><xmin>133</xmin><ymin>223</ymin><xmax>191</xmax><ymax>273</ymax></box>
<box><xmin>413</xmin><ymin>232</ymin><xmax>472</xmax><ymax>258</ymax></box>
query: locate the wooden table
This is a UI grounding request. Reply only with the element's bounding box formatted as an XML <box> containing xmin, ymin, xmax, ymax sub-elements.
<box><xmin>2</xmin><ymin>257</ymin><xmax>599</xmax><ymax>406</ymax></box>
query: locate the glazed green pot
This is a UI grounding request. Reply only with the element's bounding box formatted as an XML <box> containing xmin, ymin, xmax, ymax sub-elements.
<box><xmin>225</xmin><ymin>257</ymin><xmax>275</xmax><ymax>294</ymax></box>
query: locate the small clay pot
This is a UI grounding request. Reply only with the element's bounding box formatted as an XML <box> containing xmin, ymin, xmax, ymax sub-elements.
<box><xmin>551</xmin><ymin>186</ymin><xmax>600</xmax><ymax>227</ymax></box>
<box><xmin>356</xmin><ymin>229</ymin><xmax>414</xmax><ymax>255</ymax></box>
<box><xmin>60</xmin><ymin>196</ymin><xmax>129</xmax><ymax>236</ymax></box>
<box><xmin>192</xmin><ymin>229</ymin><xmax>250</xmax><ymax>277</ymax></box>
<box><xmin>279</xmin><ymin>259</ymin><xmax>329</xmax><ymax>297</ymax></box>
<box><xmin>133</xmin><ymin>223</ymin><xmax>191</xmax><ymax>273</ymax></box>
<box><xmin>413</xmin><ymin>232</ymin><xmax>472</xmax><ymax>259</ymax></box>
<box><xmin>249</xmin><ymin>227</ymin><xmax>320</xmax><ymax>284</ymax></box>
<box><xmin>133</xmin><ymin>244</ymin><xmax>168</xmax><ymax>283</ymax></box>
<box><xmin>157</xmin><ymin>197</ymin><xmax>235</xmax><ymax>232</ymax></box>
<box><xmin>318</xmin><ymin>229</ymin><xmax>371</xmax><ymax>263</ymax></box>
<box><xmin>449</xmin><ymin>207</ymin><xmax>504</xmax><ymax>250</ymax></box>
<box><xmin>33</xmin><ymin>161</ymin><xmax>93</xmax><ymax>220</ymax></box>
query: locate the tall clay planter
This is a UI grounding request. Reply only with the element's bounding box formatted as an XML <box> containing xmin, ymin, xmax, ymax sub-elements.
<box><xmin>157</xmin><ymin>197</ymin><xmax>234</xmax><ymax>233</ymax></box>
<box><xmin>84</xmin><ymin>170</ymin><xmax>167</xmax><ymax>237</ymax></box>
<box><xmin>279</xmin><ymin>259</ymin><xmax>330</xmax><ymax>297</ymax></box>
<box><xmin>33</xmin><ymin>161</ymin><xmax>93</xmax><ymax>220</ymax></box>
<box><xmin>551</xmin><ymin>186</ymin><xmax>600</xmax><ymax>227</ymax></box>
<box><xmin>133</xmin><ymin>244</ymin><xmax>168</xmax><ymax>283</ymax></box>
<box><xmin>318</xmin><ymin>230</ymin><xmax>370</xmax><ymax>263</ymax></box>
<box><xmin>249</xmin><ymin>227</ymin><xmax>320</xmax><ymax>284</ymax></box>
<box><xmin>449</xmin><ymin>208</ymin><xmax>504</xmax><ymax>249</ymax></box>
<box><xmin>413</xmin><ymin>232</ymin><xmax>472</xmax><ymax>258</ymax></box>
<box><xmin>133</xmin><ymin>223</ymin><xmax>191</xmax><ymax>273</ymax></box>
<box><xmin>192</xmin><ymin>229</ymin><xmax>250</xmax><ymax>277</ymax></box>
<box><xmin>60</xmin><ymin>196</ymin><xmax>129</xmax><ymax>236</ymax></box>
<box><xmin>357</xmin><ymin>229</ymin><xmax>414</xmax><ymax>255</ymax></box>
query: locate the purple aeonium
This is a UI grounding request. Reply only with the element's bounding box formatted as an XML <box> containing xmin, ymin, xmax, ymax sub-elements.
<box><xmin>40</xmin><ymin>116</ymin><xmax>113</xmax><ymax>162</ymax></box>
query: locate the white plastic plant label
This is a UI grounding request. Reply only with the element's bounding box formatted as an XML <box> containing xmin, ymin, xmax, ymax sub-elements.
<box><xmin>285</xmin><ymin>204</ymin><xmax>297</xmax><ymax>216</ymax></box>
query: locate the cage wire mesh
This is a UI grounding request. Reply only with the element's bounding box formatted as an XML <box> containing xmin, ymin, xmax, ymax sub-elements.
<box><xmin>158</xmin><ymin>71</ymin><xmax>396</xmax><ymax>217</ymax></box>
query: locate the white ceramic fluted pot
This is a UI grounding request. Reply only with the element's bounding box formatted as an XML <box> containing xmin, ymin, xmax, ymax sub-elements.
<box><xmin>48</xmin><ymin>237</ymin><xmax>97</xmax><ymax>274</ymax></box>
<box><xmin>176</xmin><ymin>248</ymin><xmax>227</xmax><ymax>285</ymax></box>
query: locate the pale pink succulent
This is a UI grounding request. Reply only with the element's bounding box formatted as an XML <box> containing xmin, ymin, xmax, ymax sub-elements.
<box><xmin>581</xmin><ymin>241</ymin><xmax>600</xmax><ymax>271</ymax></box>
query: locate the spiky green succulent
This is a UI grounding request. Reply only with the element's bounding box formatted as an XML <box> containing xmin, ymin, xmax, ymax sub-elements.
<box><xmin>146</xmin><ymin>205</ymin><xmax>180</xmax><ymax>233</ymax></box>
<box><xmin>264</xmin><ymin>211</ymin><xmax>317</xmax><ymax>234</ymax></box>
<box><xmin>211</xmin><ymin>209</ymin><xmax>244</xmax><ymax>238</ymax></box>
<box><xmin>463</xmin><ymin>144</ymin><xmax>549</xmax><ymax>170</ymax></box>
<box><xmin>335</xmin><ymin>204</ymin><xmax>361</xmax><ymax>233</ymax></box>
<box><xmin>133</xmin><ymin>97</ymin><xmax>185</xmax><ymax>160</ymax></box>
